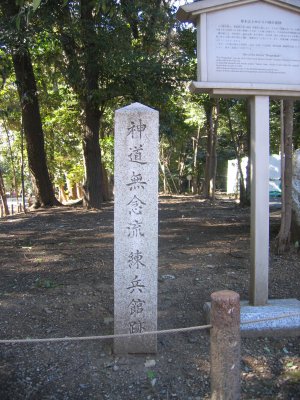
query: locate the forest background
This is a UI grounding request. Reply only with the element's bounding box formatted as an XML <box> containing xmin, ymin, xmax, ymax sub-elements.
<box><xmin>0</xmin><ymin>0</ymin><xmax>299</xmax><ymax>240</ymax></box>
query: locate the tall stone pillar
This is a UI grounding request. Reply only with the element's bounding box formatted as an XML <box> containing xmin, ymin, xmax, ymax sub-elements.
<box><xmin>114</xmin><ymin>103</ymin><xmax>159</xmax><ymax>354</ymax></box>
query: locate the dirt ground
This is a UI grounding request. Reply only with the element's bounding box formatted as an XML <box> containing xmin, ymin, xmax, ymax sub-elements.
<box><xmin>0</xmin><ymin>195</ymin><xmax>299</xmax><ymax>400</ymax></box>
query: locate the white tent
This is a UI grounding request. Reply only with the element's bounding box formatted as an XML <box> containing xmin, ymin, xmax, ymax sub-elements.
<box><xmin>227</xmin><ymin>155</ymin><xmax>281</xmax><ymax>195</ymax></box>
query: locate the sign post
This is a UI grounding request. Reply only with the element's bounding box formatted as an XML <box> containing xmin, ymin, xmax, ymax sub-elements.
<box><xmin>250</xmin><ymin>96</ymin><xmax>270</xmax><ymax>306</ymax></box>
<box><xmin>178</xmin><ymin>0</ymin><xmax>300</xmax><ymax>307</ymax></box>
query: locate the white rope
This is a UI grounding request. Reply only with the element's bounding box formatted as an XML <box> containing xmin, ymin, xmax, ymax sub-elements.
<box><xmin>0</xmin><ymin>324</ymin><xmax>212</xmax><ymax>344</ymax></box>
<box><xmin>241</xmin><ymin>312</ymin><xmax>300</xmax><ymax>326</ymax></box>
<box><xmin>0</xmin><ymin>312</ymin><xmax>299</xmax><ymax>345</ymax></box>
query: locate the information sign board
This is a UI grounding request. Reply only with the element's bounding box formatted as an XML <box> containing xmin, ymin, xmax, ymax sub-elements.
<box><xmin>178</xmin><ymin>0</ymin><xmax>300</xmax><ymax>96</ymax></box>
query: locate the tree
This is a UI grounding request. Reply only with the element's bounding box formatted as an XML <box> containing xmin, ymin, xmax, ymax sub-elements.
<box><xmin>182</xmin><ymin>93</ymin><xmax>206</xmax><ymax>194</ymax></box>
<box><xmin>276</xmin><ymin>99</ymin><xmax>294</xmax><ymax>254</ymax></box>
<box><xmin>0</xmin><ymin>167</ymin><xmax>9</xmax><ymax>216</ymax></box>
<box><xmin>0</xmin><ymin>0</ymin><xmax>59</xmax><ymax>207</ymax></box>
<box><xmin>38</xmin><ymin>0</ymin><xmax>185</xmax><ymax>208</ymax></box>
<box><xmin>202</xmin><ymin>98</ymin><xmax>219</xmax><ymax>199</ymax></box>
<box><xmin>222</xmin><ymin>99</ymin><xmax>250</xmax><ymax>205</ymax></box>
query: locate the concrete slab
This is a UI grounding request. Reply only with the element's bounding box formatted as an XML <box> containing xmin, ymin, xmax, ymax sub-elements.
<box><xmin>204</xmin><ymin>298</ymin><xmax>300</xmax><ymax>338</ymax></box>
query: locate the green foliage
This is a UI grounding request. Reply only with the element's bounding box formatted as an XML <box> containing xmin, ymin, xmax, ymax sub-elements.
<box><xmin>0</xmin><ymin>69</ymin><xmax>28</xmax><ymax>193</ymax></box>
<box><xmin>35</xmin><ymin>278</ymin><xmax>59</xmax><ymax>289</ymax></box>
<box><xmin>146</xmin><ymin>370</ymin><xmax>157</xmax><ymax>388</ymax></box>
<box><xmin>270</xmin><ymin>101</ymin><xmax>281</xmax><ymax>153</ymax></box>
<box><xmin>147</xmin><ymin>370</ymin><xmax>156</xmax><ymax>381</ymax></box>
<box><xmin>32</xmin><ymin>0</ymin><xmax>42</xmax><ymax>12</ymax></box>
<box><xmin>100</xmin><ymin>135</ymin><xmax>114</xmax><ymax>176</ymax></box>
<box><xmin>293</xmin><ymin>101</ymin><xmax>300</xmax><ymax>149</ymax></box>
<box><xmin>2</xmin><ymin>0</ymin><xmax>299</xmax><ymax>203</ymax></box>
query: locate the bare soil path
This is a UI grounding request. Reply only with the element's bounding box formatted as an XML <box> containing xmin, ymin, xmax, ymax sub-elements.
<box><xmin>0</xmin><ymin>196</ymin><xmax>299</xmax><ymax>399</ymax></box>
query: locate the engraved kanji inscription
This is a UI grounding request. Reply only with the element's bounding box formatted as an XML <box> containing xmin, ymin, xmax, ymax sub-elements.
<box><xmin>127</xmin><ymin>219</ymin><xmax>144</xmax><ymax>238</ymax></box>
<box><xmin>128</xmin><ymin>250</ymin><xmax>146</xmax><ymax>269</ymax></box>
<box><xmin>128</xmin><ymin>299</ymin><xmax>146</xmax><ymax>316</ymax></box>
<box><xmin>127</xmin><ymin>195</ymin><xmax>146</xmax><ymax>215</ymax></box>
<box><xmin>126</xmin><ymin>275</ymin><xmax>145</xmax><ymax>294</ymax></box>
<box><xmin>127</xmin><ymin>119</ymin><xmax>146</xmax><ymax>139</ymax></box>
<box><xmin>128</xmin><ymin>144</ymin><xmax>147</xmax><ymax>165</ymax></box>
<box><xmin>126</xmin><ymin>172</ymin><xmax>147</xmax><ymax>191</ymax></box>
<box><xmin>129</xmin><ymin>320</ymin><xmax>145</xmax><ymax>334</ymax></box>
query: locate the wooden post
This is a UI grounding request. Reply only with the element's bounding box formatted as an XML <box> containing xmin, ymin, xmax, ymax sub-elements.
<box><xmin>210</xmin><ymin>290</ymin><xmax>241</xmax><ymax>400</ymax></box>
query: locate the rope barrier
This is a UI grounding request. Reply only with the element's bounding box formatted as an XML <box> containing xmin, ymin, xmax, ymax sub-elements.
<box><xmin>0</xmin><ymin>312</ymin><xmax>299</xmax><ymax>345</ymax></box>
<box><xmin>0</xmin><ymin>324</ymin><xmax>212</xmax><ymax>345</ymax></box>
<box><xmin>241</xmin><ymin>312</ymin><xmax>300</xmax><ymax>326</ymax></box>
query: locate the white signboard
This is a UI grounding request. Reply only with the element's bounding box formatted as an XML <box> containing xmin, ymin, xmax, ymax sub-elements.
<box><xmin>206</xmin><ymin>2</ymin><xmax>300</xmax><ymax>85</ymax></box>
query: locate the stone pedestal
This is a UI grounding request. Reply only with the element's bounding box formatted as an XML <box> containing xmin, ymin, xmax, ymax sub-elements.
<box><xmin>114</xmin><ymin>103</ymin><xmax>159</xmax><ymax>354</ymax></box>
<box><xmin>204</xmin><ymin>298</ymin><xmax>300</xmax><ymax>337</ymax></box>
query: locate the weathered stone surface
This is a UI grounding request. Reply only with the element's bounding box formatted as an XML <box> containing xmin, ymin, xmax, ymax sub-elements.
<box><xmin>114</xmin><ymin>103</ymin><xmax>159</xmax><ymax>354</ymax></box>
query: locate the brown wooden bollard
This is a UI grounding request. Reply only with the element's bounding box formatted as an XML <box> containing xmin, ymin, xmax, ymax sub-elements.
<box><xmin>210</xmin><ymin>290</ymin><xmax>241</xmax><ymax>400</ymax></box>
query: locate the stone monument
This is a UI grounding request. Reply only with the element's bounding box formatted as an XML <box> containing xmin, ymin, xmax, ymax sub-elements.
<box><xmin>114</xmin><ymin>103</ymin><xmax>159</xmax><ymax>354</ymax></box>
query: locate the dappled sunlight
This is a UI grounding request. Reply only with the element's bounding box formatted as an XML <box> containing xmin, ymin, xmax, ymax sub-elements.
<box><xmin>243</xmin><ymin>355</ymin><xmax>274</xmax><ymax>380</ymax></box>
<box><xmin>193</xmin><ymin>356</ymin><xmax>210</xmax><ymax>376</ymax></box>
<box><xmin>0</xmin><ymin>197</ymin><xmax>298</xmax><ymax>399</ymax></box>
<box><xmin>241</xmin><ymin>352</ymin><xmax>300</xmax><ymax>398</ymax></box>
<box><xmin>0</xmin><ymin>291</ymin><xmax>35</xmax><ymax>310</ymax></box>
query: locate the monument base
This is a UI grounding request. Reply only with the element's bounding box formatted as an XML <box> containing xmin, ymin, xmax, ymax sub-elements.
<box><xmin>114</xmin><ymin>334</ymin><xmax>157</xmax><ymax>355</ymax></box>
<box><xmin>204</xmin><ymin>299</ymin><xmax>300</xmax><ymax>338</ymax></box>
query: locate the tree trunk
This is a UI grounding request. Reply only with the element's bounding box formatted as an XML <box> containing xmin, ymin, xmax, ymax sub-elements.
<box><xmin>12</xmin><ymin>50</ymin><xmax>59</xmax><ymax>207</ymax></box>
<box><xmin>82</xmin><ymin>105</ymin><xmax>104</xmax><ymax>208</ymax></box>
<box><xmin>59</xmin><ymin>185</ymin><xmax>68</xmax><ymax>203</ymax></box>
<box><xmin>211</xmin><ymin>100</ymin><xmax>219</xmax><ymax>202</ymax></box>
<box><xmin>101</xmin><ymin>163</ymin><xmax>111</xmax><ymax>201</ymax></box>
<box><xmin>66</xmin><ymin>178</ymin><xmax>77</xmax><ymax>200</ymax></box>
<box><xmin>20</xmin><ymin>122</ymin><xmax>26</xmax><ymax>213</ymax></box>
<box><xmin>3</xmin><ymin>118</ymin><xmax>19</xmax><ymax>204</ymax></box>
<box><xmin>203</xmin><ymin>106</ymin><xmax>213</xmax><ymax>198</ymax></box>
<box><xmin>203</xmin><ymin>100</ymin><xmax>218</xmax><ymax>199</ymax></box>
<box><xmin>226</xmin><ymin>100</ymin><xmax>248</xmax><ymax>206</ymax></box>
<box><xmin>276</xmin><ymin>99</ymin><xmax>294</xmax><ymax>254</ymax></box>
<box><xmin>245</xmin><ymin>99</ymin><xmax>251</xmax><ymax>206</ymax></box>
<box><xmin>178</xmin><ymin>150</ymin><xmax>186</xmax><ymax>193</ymax></box>
<box><xmin>1</xmin><ymin>0</ymin><xmax>59</xmax><ymax>208</ymax></box>
<box><xmin>0</xmin><ymin>168</ymin><xmax>10</xmax><ymax>216</ymax></box>
<box><xmin>192</xmin><ymin>127</ymin><xmax>200</xmax><ymax>194</ymax></box>
<box><xmin>80</xmin><ymin>0</ymin><xmax>106</xmax><ymax>208</ymax></box>
<box><xmin>76</xmin><ymin>183</ymin><xmax>84</xmax><ymax>199</ymax></box>
<box><xmin>160</xmin><ymin>144</ymin><xmax>168</xmax><ymax>194</ymax></box>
